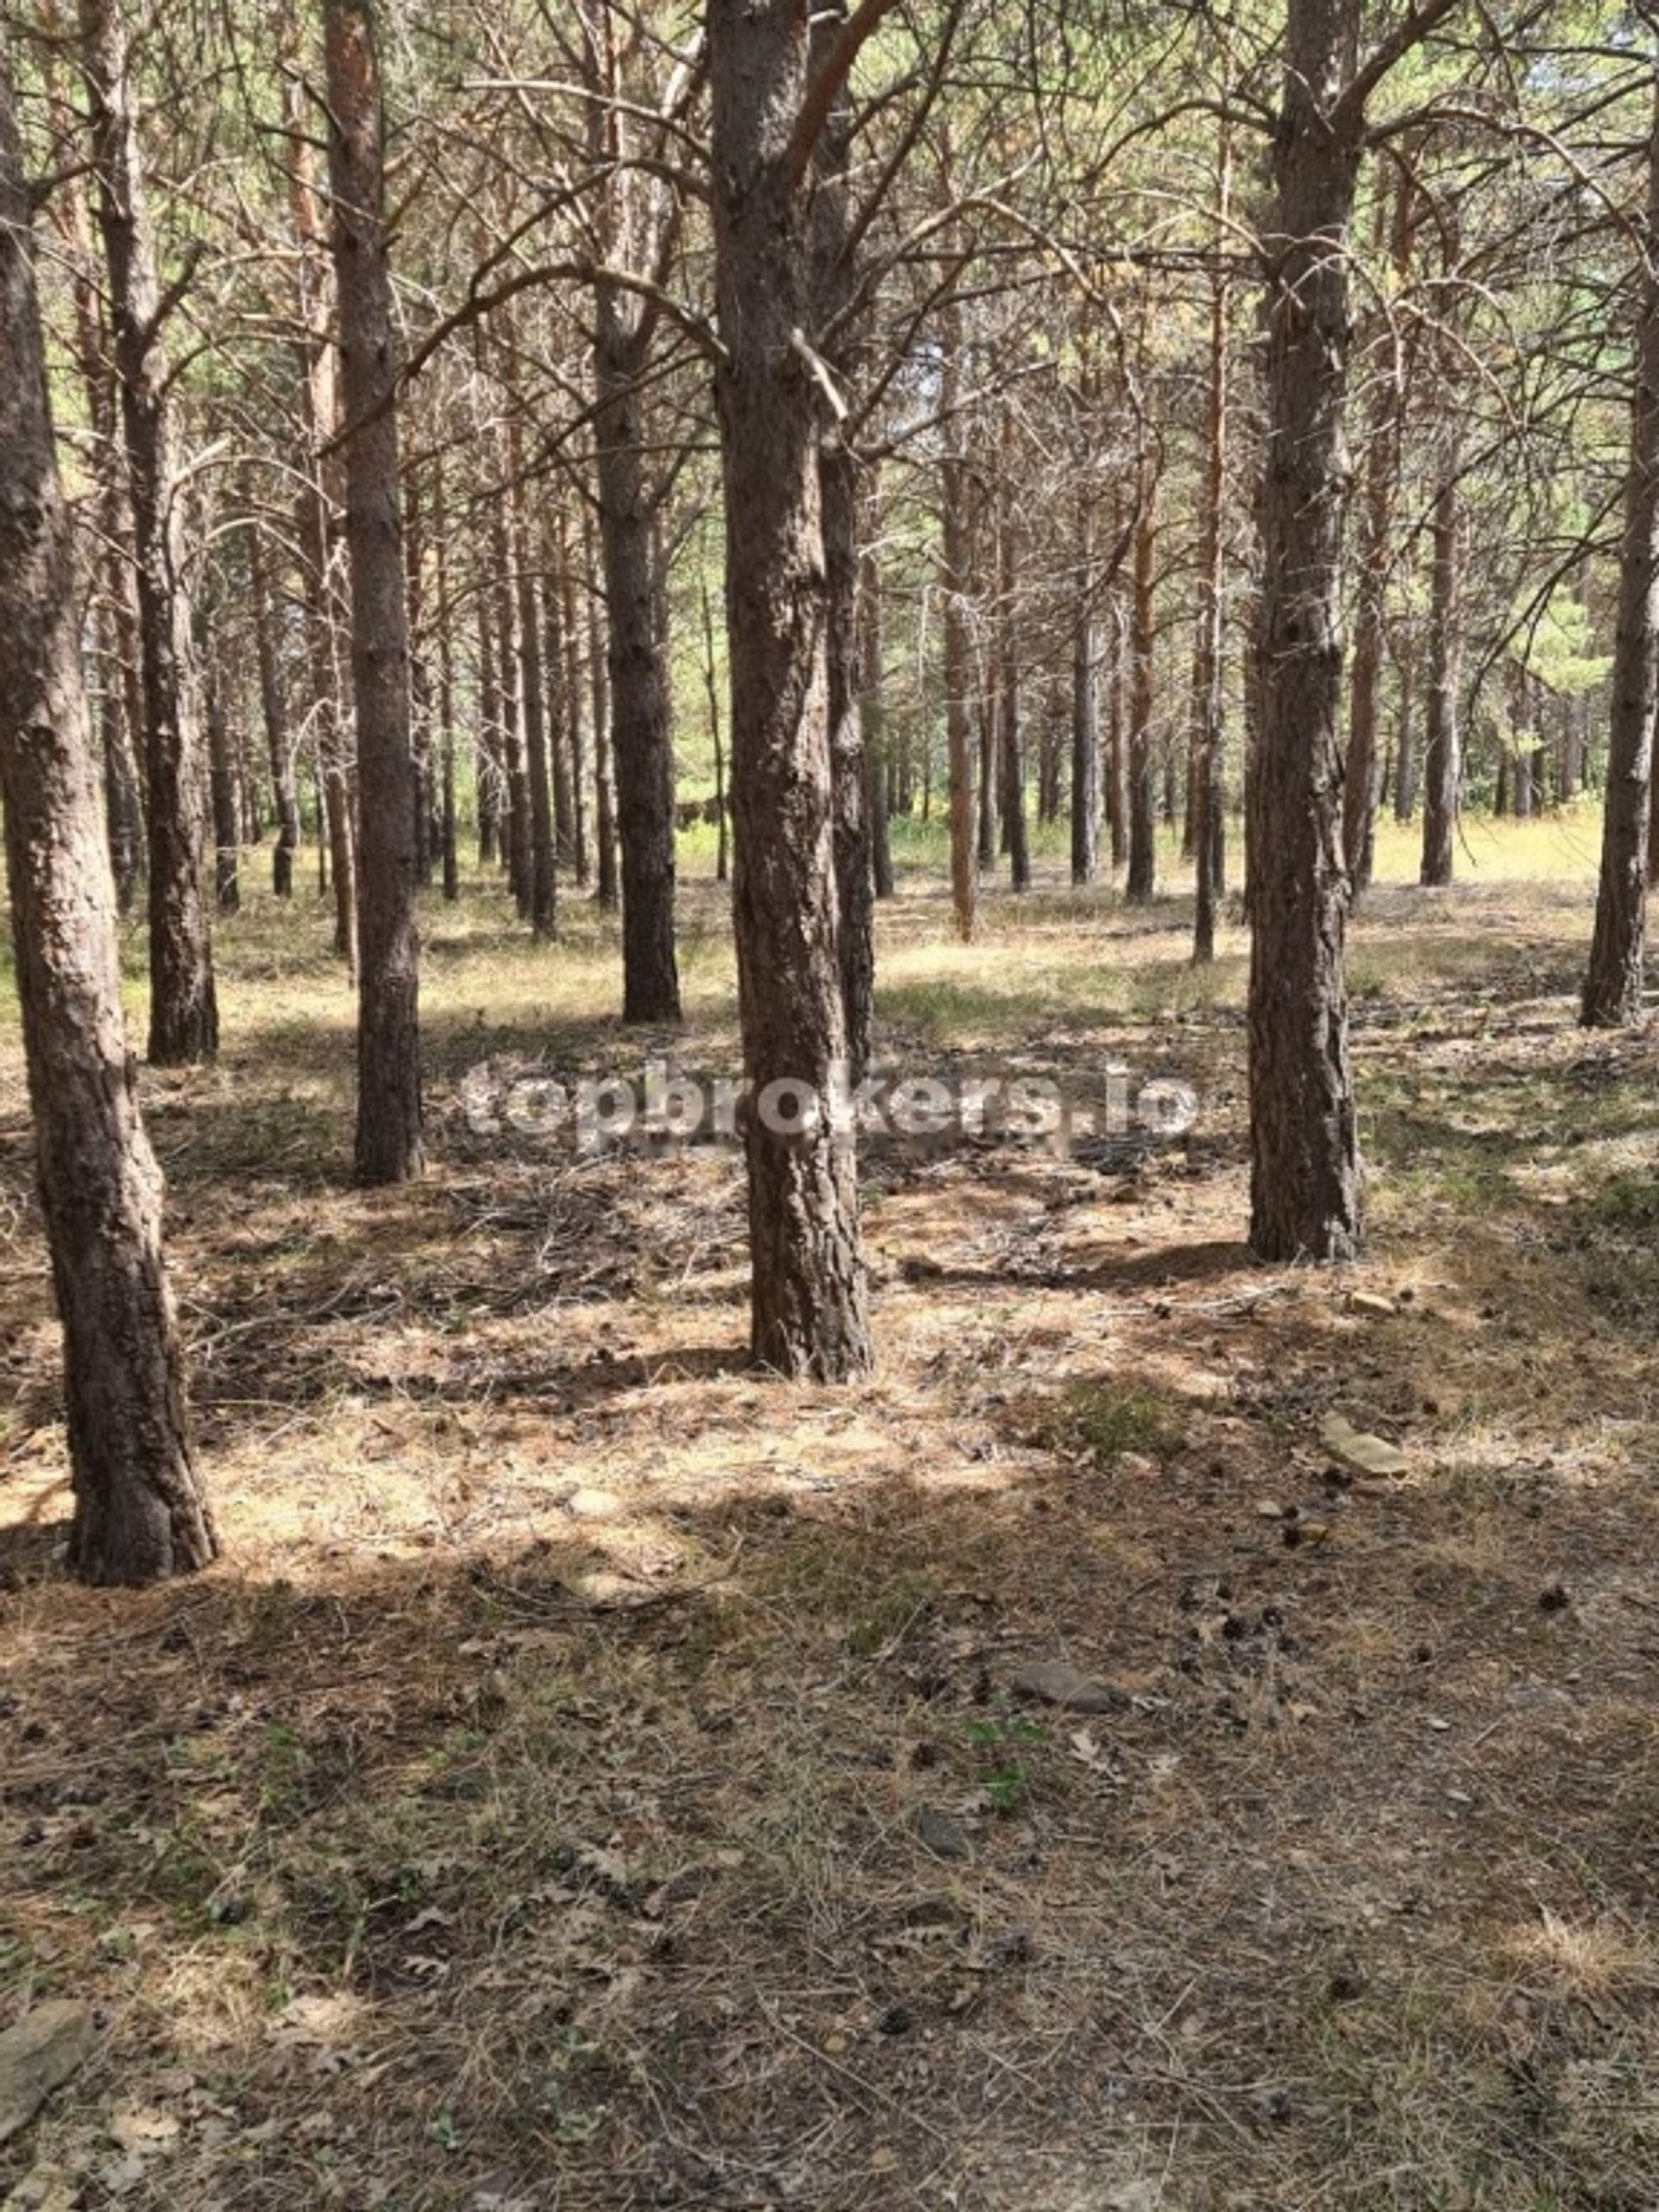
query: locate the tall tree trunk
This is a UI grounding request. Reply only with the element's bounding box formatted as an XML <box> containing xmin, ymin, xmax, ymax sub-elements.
<box><xmin>586</xmin><ymin>503</ymin><xmax>620</xmax><ymax>909</ymax></box>
<box><xmin>1192</xmin><ymin>141</ymin><xmax>1232</xmax><ymax>963</ymax></box>
<box><xmin>701</xmin><ymin>571</ymin><xmax>731</xmax><ymax>885</ymax></box>
<box><xmin>1126</xmin><ymin>495</ymin><xmax>1158</xmax><ymax>903</ymax></box>
<box><xmin>811</xmin><ymin>29</ymin><xmax>874</xmax><ymax>1078</ymax></box>
<box><xmin>940</xmin><ymin>290</ymin><xmax>976</xmax><ymax>941</ymax></box>
<box><xmin>709</xmin><ymin>0</ymin><xmax>870</xmax><ymax>1379</ymax></box>
<box><xmin>493</xmin><ymin>506</ymin><xmax>530</xmax><ymax>911</ymax></box>
<box><xmin>1106</xmin><ymin>592</ymin><xmax>1128</xmax><ymax>870</ymax></box>
<box><xmin>507</xmin><ymin>429</ymin><xmax>556</xmax><ymax>938</ymax></box>
<box><xmin>205</xmin><ymin>649</ymin><xmax>240</xmax><ymax>913</ymax></box>
<box><xmin>80</xmin><ymin>0</ymin><xmax>218</xmax><ymax>1065</ymax></box>
<box><xmin>1583</xmin><ymin>69</ymin><xmax>1659</xmax><ymax>1028</ymax></box>
<box><xmin>1419</xmin><ymin>474</ymin><xmax>1461</xmax><ymax>887</ymax></box>
<box><xmin>475</xmin><ymin>554</ymin><xmax>502</xmax><ymax>865</ymax></box>
<box><xmin>997</xmin><ymin>471</ymin><xmax>1030</xmax><ymax>893</ymax></box>
<box><xmin>0</xmin><ymin>57</ymin><xmax>214</xmax><ymax>1585</ymax></box>
<box><xmin>286</xmin><ymin>71</ymin><xmax>356</xmax><ymax>966</ymax></box>
<box><xmin>325</xmin><ymin>0</ymin><xmax>423</xmax><ymax>1185</ymax></box>
<box><xmin>433</xmin><ymin>467</ymin><xmax>461</xmax><ymax>902</ymax></box>
<box><xmin>1344</xmin><ymin>170</ymin><xmax>1410</xmax><ymax>896</ymax></box>
<box><xmin>863</xmin><ymin>543</ymin><xmax>894</xmax><ymax>899</ymax></box>
<box><xmin>1393</xmin><ymin>619</ymin><xmax>1417</xmax><ymax>822</ymax></box>
<box><xmin>594</xmin><ymin>304</ymin><xmax>680</xmax><ymax>1019</ymax></box>
<box><xmin>558</xmin><ymin>510</ymin><xmax>589</xmax><ymax>886</ymax></box>
<box><xmin>1247</xmin><ymin>0</ymin><xmax>1363</xmax><ymax>1262</ymax></box>
<box><xmin>249</xmin><ymin>507</ymin><xmax>302</xmax><ymax>895</ymax></box>
<box><xmin>546</xmin><ymin>513</ymin><xmax>577</xmax><ymax>875</ymax></box>
<box><xmin>1071</xmin><ymin>482</ymin><xmax>1100</xmax><ymax>887</ymax></box>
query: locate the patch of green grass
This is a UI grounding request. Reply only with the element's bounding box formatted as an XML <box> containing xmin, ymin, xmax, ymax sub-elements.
<box><xmin>1036</xmin><ymin>1378</ymin><xmax>1184</xmax><ymax>1466</ymax></box>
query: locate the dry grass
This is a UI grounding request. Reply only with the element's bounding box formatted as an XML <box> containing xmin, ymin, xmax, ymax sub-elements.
<box><xmin>3</xmin><ymin>825</ymin><xmax>1659</xmax><ymax>2211</ymax></box>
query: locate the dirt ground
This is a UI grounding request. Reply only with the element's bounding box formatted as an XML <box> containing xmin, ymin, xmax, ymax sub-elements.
<box><xmin>3</xmin><ymin>833</ymin><xmax>1659</xmax><ymax>2211</ymax></box>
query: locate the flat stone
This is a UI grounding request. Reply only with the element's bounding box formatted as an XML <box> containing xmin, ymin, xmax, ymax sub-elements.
<box><xmin>1347</xmin><ymin>1292</ymin><xmax>1397</xmax><ymax>1319</ymax></box>
<box><xmin>1009</xmin><ymin>1662</ymin><xmax>1126</xmax><ymax>1715</ymax></box>
<box><xmin>915</xmin><ymin>1807</ymin><xmax>972</xmax><ymax>1862</ymax></box>
<box><xmin>0</xmin><ymin>2003</ymin><xmax>95</xmax><ymax>2146</ymax></box>
<box><xmin>1319</xmin><ymin>1414</ymin><xmax>1409</xmax><ymax>1479</ymax></box>
<box><xmin>564</xmin><ymin>1488</ymin><xmax>624</xmax><ymax>1520</ymax></box>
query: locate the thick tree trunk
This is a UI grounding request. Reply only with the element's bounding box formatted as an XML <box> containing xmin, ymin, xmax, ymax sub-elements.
<box><xmin>325</xmin><ymin>0</ymin><xmax>423</xmax><ymax>1185</ymax></box>
<box><xmin>709</xmin><ymin>0</ymin><xmax>870</xmax><ymax>1379</ymax></box>
<box><xmin>0</xmin><ymin>60</ymin><xmax>215</xmax><ymax>1586</ymax></box>
<box><xmin>80</xmin><ymin>0</ymin><xmax>218</xmax><ymax>1065</ymax></box>
<box><xmin>1126</xmin><ymin>499</ymin><xmax>1158</xmax><ymax>902</ymax></box>
<box><xmin>1583</xmin><ymin>73</ymin><xmax>1659</xmax><ymax>1028</ymax></box>
<box><xmin>1420</xmin><ymin>475</ymin><xmax>1461</xmax><ymax>887</ymax></box>
<box><xmin>1247</xmin><ymin>0</ymin><xmax>1363</xmax><ymax>1262</ymax></box>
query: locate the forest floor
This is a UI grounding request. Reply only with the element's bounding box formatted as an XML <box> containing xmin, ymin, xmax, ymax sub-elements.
<box><xmin>4</xmin><ymin>812</ymin><xmax>1659</xmax><ymax>2212</ymax></box>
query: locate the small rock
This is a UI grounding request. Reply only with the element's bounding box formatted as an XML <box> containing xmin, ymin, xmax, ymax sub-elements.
<box><xmin>0</xmin><ymin>2003</ymin><xmax>95</xmax><ymax>2146</ymax></box>
<box><xmin>1319</xmin><ymin>1414</ymin><xmax>1409</xmax><ymax>1479</ymax></box>
<box><xmin>1346</xmin><ymin>1292</ymin><xmax>1396</xmax><ymax>1319</ymax></box>
<box><xmin>1327</xmin><ymin>1961</ymin><xmax>1368</xmax><ymax>2003</ymax></box>
<box><xmin>915</xmin><ymin>1806</ymin><xmax>972</xmax><ymax>1862</ymax></box>
<box><xmin>1009</xmin><ymin>1661</ymin><xmax>1126</xmax><ymax>1714</ymax></box>
<box><xmin>564</xmin><ymin>1488</ymin><xmax>624</xmax><ymax>1521</ymax></box>
<box><xmin>1116</xmin><ymin>1452</ymin><xmax>1160</xmax><ymax>1481</ymax></box>
<box><xmin>1538</xmin><ymin>1582</ymin><xmax>1570</xmax><ymax>1614</ymax></box>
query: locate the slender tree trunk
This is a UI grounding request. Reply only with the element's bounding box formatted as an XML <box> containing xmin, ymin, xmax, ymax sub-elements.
<box><xmin>1192</xmin><ymin>147</ymin><xmax>1232</xmax><ymax>961</ymax></box>
<box><xmin>863</xmin><ymin>542</ymin><xmax>894</xmax><ymax>899</ymax></box>
<box><xmin>1126</xmin><ymin>496</ymin><xmax>1158</xmax><ymax>902</ymax></box>
<box><xmin>325</xmin><ymin>0</ymin><xmax>423</xmax><ymax>1185</ymax></box>
<box><xmin>586</xmin><ymin>504</ymin><xmax>620</xmax><ymax>909</ymax></box>
<box><xmin>0</xmin><ymin>58</ymin><xmax>214</xmax><ymax>1585</ymax></box>
<box><xmin>1394</xmin><ymin>620</ymin><xmax>1417</xmax><ymax>823</ymax></box>
<box><xmin>997</xmin><ymin>472</ymin><xmax>1030</xmax><ymax>893</ymax></box>
<box><xmin>80</xmin><ymin>0</ymin><xmax>218</xmax><ymax>1065</ymax></box>
<box><xmin>493</xmin><ymin>508</ymin><xmax>530</xmax><ymax>911</ymax></box>
<box><xmin>594</xmin><ymin>308</ymin><xmax>680</xmax><ymax>1018</ymax></box>
<box><xmin>1344</xmin><ymin>170</ymin><xmax>1410</xmax><ymax>895</ymax></box>
<box><xmin>940</xmin><ymin>286</ymin><xmax>976</xmax><ymax>941</ymax></box>
<box><xmin>558</xmin><ymin>510</ymin><xmax>588</xmax><ymax>886</ymax></box>
<box><xmin>249</xmin><ymin>508</ymin><xmax>302</xmax><ymax>895</ymax></box>
<box><xmin>701</xmin><ymin>571</ymin><xmax>731</xmax><ymax>885</ymax></box>
<box><xmin>1106</xmin><ymin>592</ymin><xmax>1128</xmax><ymax>871</ymax></box>
<box><xmin>709</xmin><ymin>0</ymin><xmax>870</xmax><ymax>1378</ymax></box>
<box><xmin>1071</xmin><ymin>481</ymin><xmax>1100</xmax><ymax>887</ymax></box>
<box><xmin>1420</xmin><ymin>474</ymin><xmax>1461</xmax><ymax>887</ymax></box>
<box><xmin>475</xmin><ymin>559</ymin><xmax>502</xmax><ymax>866</ymax></box>
<box><xmin>287</xmin><ymin>72</ymin><xmax>356</xmax><ymax>965</ymax></box>
<box><xmin>206</xmin><ymin>651</ymin><xmax>240</xmax><ymax>913</ymax></box>
<box><xmin>1247</xmin><ymin>0</ymin><xmax>1363</xmax><ymax>1262</ymax></box>
<box><xmin>1583</xmin><ymin>70</ymin><xmax>1659</xmax><ymax>1027</ymax></box>
<box><xmin>508</xmin><ymin>444</ymin><xmax>556</xmax><ymax>938</ymax></box>
<box><xmin>433</xmin><ymin>467</ymin><xmax>460</xmax><ymax>902</ymax></box>
<box><xmin>545</xmin><ymin>514</ymin><xmax>577</xmax><ymax>874</ymax></box>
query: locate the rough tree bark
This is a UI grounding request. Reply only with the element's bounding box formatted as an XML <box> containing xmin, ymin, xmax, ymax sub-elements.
<box><xmin>324</xmin><ymin>0</ymin><xmax>423</xmax><ymax>1184</ymax></box>
<box><xmin>1126</xmin><ymin>496</ymin><xmax>1158</xmax><ymax>903</ymax></box>
<box><xmin>709</xmin><ymin>0</ymin><xmax>872</xmax><ymax>1379</ymax></box>
<box><xmin>1419</xmin><ymin>472</ymin><xmax>1461</xmax><ymax>887</ymax></box>
<box><xmin>1247</xmin><ymin>0</ymin><xmax>1365</xmax><ymax>1261</ymax></box>
<box><xmin>0</xmin><ymin>57</ymin><xmax>215</xmax><ymax>1586</ymax></box>
<box><xmin>1192</xmin><ymin>147</ymin><xmax>1231</xmax><ymax>963</ymax></box>
<box><xmin>80</xmin><ymin>0</ymin><xmax>218</xmax><ymax>1065</ymax></box>
<box><xmin>1583</xmin><ymin>68</ymin><xmax>1659</xmax><ymax>1028</ymax></box>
